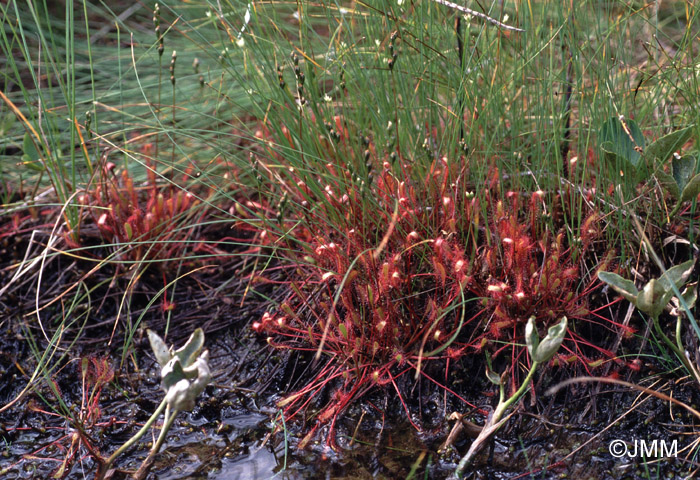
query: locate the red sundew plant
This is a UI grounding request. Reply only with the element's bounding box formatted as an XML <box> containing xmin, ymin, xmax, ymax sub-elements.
<box><xmin>2</xmin><ymin>357</ymin><xmax>119</xmax><ymax>478</ymax></box>
<box><xmin>79</xmin><ymin>156</ymin><xmax>206</xmax><ymax>264</ymax></box>
<box><xmin>251</xmin><ymin>142</ymin><xmax>485</xmax><ymax>447</ymax></box>
<box><xmin>250</xmin><ymin>115</ymin><xmax>625</xmax><ymax>447</ymax></box>
<box><xmin>463</xmin><ymin>189</ymin><xmax>628</xmax><ymax>392</ymax></box>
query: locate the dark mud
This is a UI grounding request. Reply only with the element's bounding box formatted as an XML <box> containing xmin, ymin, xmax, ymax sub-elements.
<box><xmin>2</xmin><ymin>318</ymin><xmax>698</xmax><ymax>480</ymax></box>
<box><xmin>0</xmin><ymin>220</ymin><xmax>698</xmax><ymax>479</ymax></box>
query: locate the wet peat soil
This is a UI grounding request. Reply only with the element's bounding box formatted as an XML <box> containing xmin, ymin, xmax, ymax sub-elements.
<box><xmin>1</xmin><ymin>221</ymin><xmax>699</xmax><ymax>480</ymax></box>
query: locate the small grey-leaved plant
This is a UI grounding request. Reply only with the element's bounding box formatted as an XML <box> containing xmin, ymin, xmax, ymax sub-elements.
<box><xmin>99</xmin><ymin>328</ymin><xmax>212</xmax><ymax>480</ymax></box>
<box><xmin>598</xmin><ymin>259</ymin><xmax>694</xmax><ymax>319</ymax></box>
<box><xmin>526</xmin><ymin>316</ymin><xmax>568</xmax><ymax>364</ymax></box>
<box><xmin>148</xmin><ymin>328</ymin><xmax>211</xmax><ymax>411</ymax></box>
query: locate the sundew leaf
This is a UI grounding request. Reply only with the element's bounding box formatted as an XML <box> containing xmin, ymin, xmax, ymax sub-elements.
<box><xmin>644</xmin><ymin>126</ymin><xmax>694</xmax><ymax>165</ymax></box>
<box><xmin>598</xmin><ymin>271</ymin><xmax>639</xmax><ymax>304</ymax></box>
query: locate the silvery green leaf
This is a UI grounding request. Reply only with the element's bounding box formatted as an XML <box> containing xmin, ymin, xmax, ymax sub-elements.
<box><xmin>679</xmin><ymin>173</ymin><xmax>700</xmax><ymax>206</ymax></box>
<box><xmin>672</xmin><ymin>155</ymin><xmax>697</xmax><ymax>194</ymax></box>
<box><xmin>22</xmin><ymin>132</ymin><xmax>41</xmax><ymax>167</ymax></box>
<box><xmin>644</xmin><ymin>126</ymin><xmax>694</xmax><ymax>165</ymax></box>
<box><xmin>658</xmin><ymin>259</ymin><xmax>695</xmax><ymax>293</ymax></box>
<box><xmin>484</xmin><ymin>363</ymin><xmax>501</xmax><ymax>386</ymax></box>
<box><xmin>148</xmin><ymin>329</ymin><xmax>172</xmax><ymax>367</ymax></box>
<box><xmin>600</xmin><ymin>142</ymin><xmax>621</xmax><ymax>170</ymax></box>
<box><xmin>654</xmin><ymin>168</ymin><xmax>679</xmax><ymax>199</ymax></box>
<box><xmin>182</xmin><ymin>350</ymin><xmax>209</xmax><ymax>380</ymax></box>
<box><xmin>165</xmin><ymin>379</ymin><xmax>196</xmax><ymax>412</ymax></box>
<box><xmin>598</xmin><ymin>117</ymin><xmax>646</xmax><ymax>178</ymax></box>
<box><xmin>533</xmin><ymin>317</ymin><xmax>567</xmax><ymax>363</ymax></box>
<box><xmin>525</xmin><ymin>316</ymin><xmax>539</xmax><ymax>361</ymax></box>
<box><xmin>484</xmin><ymin>351</ymin><xmax>501</xmax><ymax>385</ymax></box>
<box><xmin>189</xmin><ymin>351</ymin><xmax>211</xmax><ymax>395</ymax></box>
<box><xmin>173</xmin><ymin>328</ymin><xmax>205</xmax><ymax>367</ymax></box>
<box><xmin>152</xmin><ymin>329</ymin><xmax>211</xmax><ymax>413</ymax></box>
<box><xmin>598</xmin><ymin>271</ymin><xmax>639</xmax><ymax>304</ymax></box>
<box><xmin>681</xmin><ymin>283</ymin><xmax>698</xmax><ymax>312</ymax></box>
<box><xmin>632</xmin><ymin>260</ymin><xmax>694</xmax><ymax>317</ymax></box>
<box><xmin>485</xmin><ymin>367</ymin><xmax>501</xmax><ymax>386</ymax></box>
<box><xmin>163</xmin><ymin>351</ymin><xmax>211</xmax><ymax>412</ymax></box>
<box><xmin>637</xmin><ymin>279</ymin><xmax>667</xmax><ymax>318</ymax></box>
<box><xmin>161</xmin><ymin>357</ymin><xmax>187</xmax><ymax>391</ymax></box>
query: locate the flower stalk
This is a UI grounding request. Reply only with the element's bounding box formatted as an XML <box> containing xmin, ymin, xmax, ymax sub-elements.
<box><xmin>97</xmin><ymin>329</ymin><xmax>211</xmax><ymax>480</ymax></box>
<box><xmin>454</xmin><ymin>317</ymin><xmax>567</xmax><ymax>477</ymax></box>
